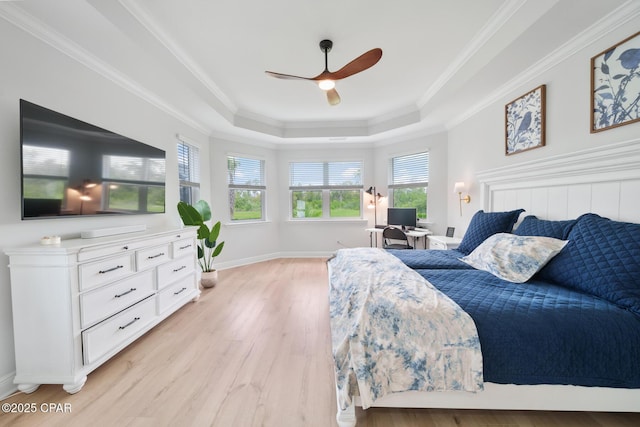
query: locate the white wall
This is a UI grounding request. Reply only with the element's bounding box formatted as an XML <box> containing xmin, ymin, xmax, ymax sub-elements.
<box><xmin>0</xmin><ymin>21</ymin><xmax>211</xmax><ymax>397</ymax></box>
<box><xmin>209</xmin><ymin>137</ymin><xmax>282</xmax><ymax>266</ymax></box>
<box><xmin>374</xmin><ymin>133</ymin><xmax>449</xmax><ymax>235</ymax></box>
<box><xmin>446</xmin><ymin>18</ymin><xmax>640</xmax><ymax>234</ymax></box>
<box><xmin>212</xmin><ymin>135</ymin><xmax>449</xmax><ymax>266</ymax></box>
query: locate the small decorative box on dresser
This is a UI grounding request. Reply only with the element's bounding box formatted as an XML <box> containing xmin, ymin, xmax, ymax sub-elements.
<box><xmin>428</xmin><ymin>235</ymin><xmax>462</xmax><ymax>250</ymax></box>
<box><xmin>4</xmin><ymin>226</ymin><xmax>200</xmax><ymax>394</ymax></box>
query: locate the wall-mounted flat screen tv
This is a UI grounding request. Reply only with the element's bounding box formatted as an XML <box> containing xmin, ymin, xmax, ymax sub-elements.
<box><xmin>20</xmin><ymin>99</ymin><xmax>166</xmax><ymax>219</ymax></box>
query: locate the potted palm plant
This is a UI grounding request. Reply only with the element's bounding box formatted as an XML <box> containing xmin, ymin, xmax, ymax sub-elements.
<box><xmin>177</xmin><ymin>200</ymin><xmax>225</xmax><ymax>288</ymax></box>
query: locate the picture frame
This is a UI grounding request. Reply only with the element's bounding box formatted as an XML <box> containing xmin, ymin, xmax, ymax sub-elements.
<box><xmin>505</xmin><ymin>84</ymin><xmax>546</xmax><ymax>155</ymax></box>
<box><xmin>591</xmin><ymin>31</ymin><xmax>640</xmax><ymax>133</ymax></box>
<box><xmin>446</xmin><ymin>227</ymin><xmax>455</xmax><ymax>238</ymax></box>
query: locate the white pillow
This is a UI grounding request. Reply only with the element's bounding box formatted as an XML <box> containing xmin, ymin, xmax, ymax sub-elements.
<box><xmin>460</xmin><ymin>233</ymin><xmax>568</xmax><ymax>283</ymax></box>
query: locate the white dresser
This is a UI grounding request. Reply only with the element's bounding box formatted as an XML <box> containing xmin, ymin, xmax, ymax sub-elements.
<box><xmin>5</xmin><ymin>226</ymin><xmax>200</xmax><ymax>394</ymax></box>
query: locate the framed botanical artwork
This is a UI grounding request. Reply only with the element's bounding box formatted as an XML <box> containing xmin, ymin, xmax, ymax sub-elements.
<box><xmin>591</xmin><ymin>31</ymin><xmax>640</xmax><ymax>133</ymax></box>
<box><xmin>505</xmin><ymin>84</ymin><xmax>546</xmax><ymax>155</ymax></box>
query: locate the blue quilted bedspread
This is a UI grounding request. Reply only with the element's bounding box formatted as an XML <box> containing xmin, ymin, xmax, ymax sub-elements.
<box><xmin>416</xmin><ymin>269</ymin><xmax>640</xmax><ymax>387</ymax></box>
<box><xmin>386</xmin><ymin>249</ymin><xmax>473</xmax><ymax>270</ymax></box>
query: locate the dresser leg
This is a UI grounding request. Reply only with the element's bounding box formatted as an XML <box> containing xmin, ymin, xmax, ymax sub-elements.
<box><xmin>63</xmin><ymin>376</ymin><xmax>87</xmax><ymax>394</ymax></box>
<box><xmin>17</xmin><ymin>383</ymin><xmax>40</xmax><ymax>394</ymax></box>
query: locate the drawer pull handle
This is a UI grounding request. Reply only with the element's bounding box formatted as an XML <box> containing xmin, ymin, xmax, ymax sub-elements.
<box><xmin>174</xmin><ymin>287</ymin><xmax>187</xmax><ymax>295</ymax></box>
<box><xmin>119</xmin><ymin>317</ymin><xmax>140</xmax><ymax>330</ymax></box>
<box><xmin>179</xmin><ymin>244</ymin><xmax>192</xmax><ymax>250</ymax></box>
<box><xmin>122</xmin><ymin>246</ymin><xmax>129</xmax><ymax>250</ymax></box>
<box><xmin>173</xmin><ymin>265</ymin><xmax>187</xmax><ymax>272</ymax></box>
<box><xmin>114</xmin><ymin>288</ymin><xmax>137</xmax><ymax>298</ymax></box>
<box><xmin>147</xmin><ymin>252</ymin><xmax>165</xmax><ymax>259</ymax></box>
<box><xmin>99</xmin><ymin>265</ymin><xmax>124</xmax><ymax>274</ymax></box>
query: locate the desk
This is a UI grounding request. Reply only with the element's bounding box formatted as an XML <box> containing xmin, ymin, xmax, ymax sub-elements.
<box><xmin>366</xmin><ymin>227</ymin><xmax>432</xmax><ymax>249</ymax></box>
<box><xmin>428</xmin><ymin>235</ymin><xmax>462</xmax><ymax>250</ymax></box>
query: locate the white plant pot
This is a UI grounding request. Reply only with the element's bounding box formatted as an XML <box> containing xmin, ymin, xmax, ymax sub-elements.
<box><xmin>200</xmin><ymin>270</ymin><xmax>218</xmax><ymax>288</ymax></box>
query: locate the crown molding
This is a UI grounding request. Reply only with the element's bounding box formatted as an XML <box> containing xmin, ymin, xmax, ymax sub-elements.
<box><xmin>417</xmin><ymin>0</ymin><xmax>527</xmax><ymax>108</ymax></box>
<box><xmin>119</xmin><ymin>0</ymin><xmax>237</xmax><ymax>115</ymax></box>
<box><xmin>445</xmin><ymin>0</ymin><xmax>640</xmax><ymax>130</ymax></box>
<box><xmin>4</xmin><ymin>1</ymin><xmax>637</xmax><ymax>145</ymax></box>
<box><xmin>0</xmin><ymin>2</ymin><xmax>210</xmax><ymax>135</ymax></box>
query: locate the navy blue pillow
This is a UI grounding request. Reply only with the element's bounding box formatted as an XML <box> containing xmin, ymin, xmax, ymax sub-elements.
<box><xmin>457</xmin><ymin>209</ymin><xmax>525</xmax><ymax>255</ymax></box>
<box><xmin>538</xmin><ymin>213</ymin><xmax>640</xmax><ymax>315</ymax></box>
<box><xmin>514</xmin><ymin>215</ymin><xmax>576</xmax><ymax>240</ymax></box>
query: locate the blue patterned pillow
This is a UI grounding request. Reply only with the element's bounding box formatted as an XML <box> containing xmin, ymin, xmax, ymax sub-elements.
<box><xmin>460</xmin><ymin>233</ymin><xmax>568</xmax><ymax>283</ymax></box>
<box><xmin>457</xmin><ymin>209</ymin><xmax>525</xmax><ymax>255</ymax></box>
<box><xmin>514</xmin><ymin>215</ymin><xmax>577</xmax><ymax>239</ymax></box>
<box><xmin>538</xmin><ymin>213</ymin><xmax>640</xmax><ymax>315</ymax></box>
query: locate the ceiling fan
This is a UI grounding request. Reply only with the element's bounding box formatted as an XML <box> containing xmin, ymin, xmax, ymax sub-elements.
<box><xmin>265</xmin><ymin>39</ymin><xmax>382</xmax><ymax>106</ymax></box>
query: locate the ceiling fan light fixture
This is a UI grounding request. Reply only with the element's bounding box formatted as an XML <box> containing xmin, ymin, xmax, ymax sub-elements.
<box><xmin>318</xmin><ymin>79</ymin><xmax>335</xmax><ymax>91</ymax></box>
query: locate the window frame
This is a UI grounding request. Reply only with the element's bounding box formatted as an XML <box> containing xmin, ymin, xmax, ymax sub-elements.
<box><xmin>177</xmin><ymin>138</ymin><xmax>201</xmax><ymax>205</ymax></box>
<box><xmin>289</xmin><ymin>160</ymin><xmax>364</xmax><ymax>220</ymax></box>
<box><xmin>227</xmin><ymin>154</ymin><xmax>267</xmax><ymax>222</ymax></box>
<box><xmin>388</xmin><ymin>151</ymin><xmax>429</xmax><ymax>219</ymax></box>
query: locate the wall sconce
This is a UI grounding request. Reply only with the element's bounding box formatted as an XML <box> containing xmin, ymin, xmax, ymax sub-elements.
<box><xmin>365</xmin><ymin>186</ymin><xmax>384</xmax><ymax>227</ymax></box>
<box><xmin>453</xmin><ymin>181</ymin><xmax>471</xmax><ymax>216</ymax></box>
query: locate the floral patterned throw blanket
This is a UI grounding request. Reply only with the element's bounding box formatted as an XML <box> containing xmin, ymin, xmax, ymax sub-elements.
<box><xmin>328</xmin><ymin>248</ymin><xmax>483</xmax><ymax>410</ymax></box>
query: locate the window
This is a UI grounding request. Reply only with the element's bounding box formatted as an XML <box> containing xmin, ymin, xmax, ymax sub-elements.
<box><xmin>22</xmin><ymin>145</ymin><xmax>69</xmax><ymax>200</ymax></box>
<box><xmin>102</xmin><ymin>155</ymin><xmax>166</xmax><ymax>213</ymax></box>
<box><xmin>227</xmin><ymin>155</ymin><xmax>265</xmax><ymax>221</ymax></box>
<box><xmin>389</xmin><ymin>152</ymin><xmax>429</xmax><ymax>218</ymax></box>
<box><xmin>289</xmin><ymin>161</ymin><xmax>362</xmax><ymax>219</ymax></box>
<box><xmin>177</xmin><ymin>140</ymin><xmax>200</xmax><ymax>204</ymax></box>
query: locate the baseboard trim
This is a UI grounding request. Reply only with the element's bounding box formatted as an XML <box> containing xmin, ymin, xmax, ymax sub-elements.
<box><xmin>0</xmin><ymin>371</ymin><xmax>17</xmax><ymax>400</ymax></box>
<box><xmin>215</xmin><ymin>251</ymin><xmax>336</xmax><ymax>271</ymax></box>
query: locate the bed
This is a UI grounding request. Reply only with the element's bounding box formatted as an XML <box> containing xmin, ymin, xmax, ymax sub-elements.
<box><xmin>327</xmin><ymin>140</ymin><xmax>640</xmax><ymax>427</ymax></box>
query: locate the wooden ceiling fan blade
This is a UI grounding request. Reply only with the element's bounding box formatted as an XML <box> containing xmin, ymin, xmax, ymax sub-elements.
<box><xmin>326</xmin><ymin>88</ymin><xmax>341</xmax><ymax>106</ymax></box>
<box><xmin>328</xmin><ymin>48</ymin><xmax>382</xmax><ymax>80</ymax></box>
<box><xmin>265</xmin><ymin>71</ymin><xmax>313</xmax><ymax>81</ymax></box>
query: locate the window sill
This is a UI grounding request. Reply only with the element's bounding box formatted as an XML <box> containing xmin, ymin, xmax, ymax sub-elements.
<box><xmin>286</xmin><ymin>218</ymin><xmax>368</xmax><ymax>224</ymax></box>
<box><xmin>224</xmin><ymin>220</ymin><xmax>272</xmax><ymax>226</ymax></box>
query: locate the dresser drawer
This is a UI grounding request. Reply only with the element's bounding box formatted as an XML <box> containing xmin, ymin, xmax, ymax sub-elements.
<box><xmin>156</xmin><ymin>256</ymin><xmax>195</xmax><ymax>290</ymax></box>
<box><xmin>136</xmin><ymin>244</ymin><xmax>171</xmax><ymax>271</ymax></box>
<box><xmin>79</xmin><ymin>253</ymin><xmax>135</xmax><ymax>291</ymax></box>
<box><xmin>82</xmin><ymin>296</ymin><xmax>156</xmax><ymax>365</ymax></box>
<box><xmin>172</xmin><ymin>237</ymin><xmax>196</xmax><ymax>258</ymax></box>
<box><xmin>157</xmin><ymin>275</ymin><xmax>196</xmax><ymax>314</ymax></box>
<box><xmin>80</xmin><ymin>270</ymin><xmax>155</xmax><ymax>329</ymax></box>
<box><xmin>77</xmin><ymin>243</ymin><xmax>133</xmax><ymax>263</ymax></box>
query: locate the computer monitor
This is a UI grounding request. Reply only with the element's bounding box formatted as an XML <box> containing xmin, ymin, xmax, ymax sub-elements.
<box><xmin>387</xmin><ymin>207</ymin><xmax>417</xmax><ymax>230</ymax></box>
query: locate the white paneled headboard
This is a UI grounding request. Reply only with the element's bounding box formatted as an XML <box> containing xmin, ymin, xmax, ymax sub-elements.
<box><xmin>477</xmin><ymin>139</ymin><xmax>640</xmax><ymax>223</ymax></box>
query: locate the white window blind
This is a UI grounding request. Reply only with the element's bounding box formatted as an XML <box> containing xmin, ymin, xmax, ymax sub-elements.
<box><xmin>177</xmin><ymin>139</ymin><xmax>200</xmax><ymax>204</ymax></box>
<box><xmin>103</xmin><ymin>155</ymin><xmax>165</xmax><ymax>182</ymax></box>
<box><xmin>22</xmin><ymin>145</ymin><xmax>69</xmax><ymax>177</ymax></box>
<box><xmin>289</xmin><ymin>161</ymin><xmax>362</xmax><ymax>189</ymax></box>
<box><xmin>389</xmin><ymin>152</ymin><xmax>429</xmax><ymax>188</ymax></box>
<box><xmin>228</xmin><ymin>155</ymin><xmax>265</xmax><ymax>189</ymax></box>
<box><xmin>178</xmin><ymin>141</ymin><xmax>200</xmax><ymax>185</ymax></box>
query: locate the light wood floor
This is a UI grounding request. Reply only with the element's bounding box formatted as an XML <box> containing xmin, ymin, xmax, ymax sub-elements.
<box><xmin>2</xmin><ymin>258</ymin><xmax>640</xmax><ymax>427</ymax></box>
